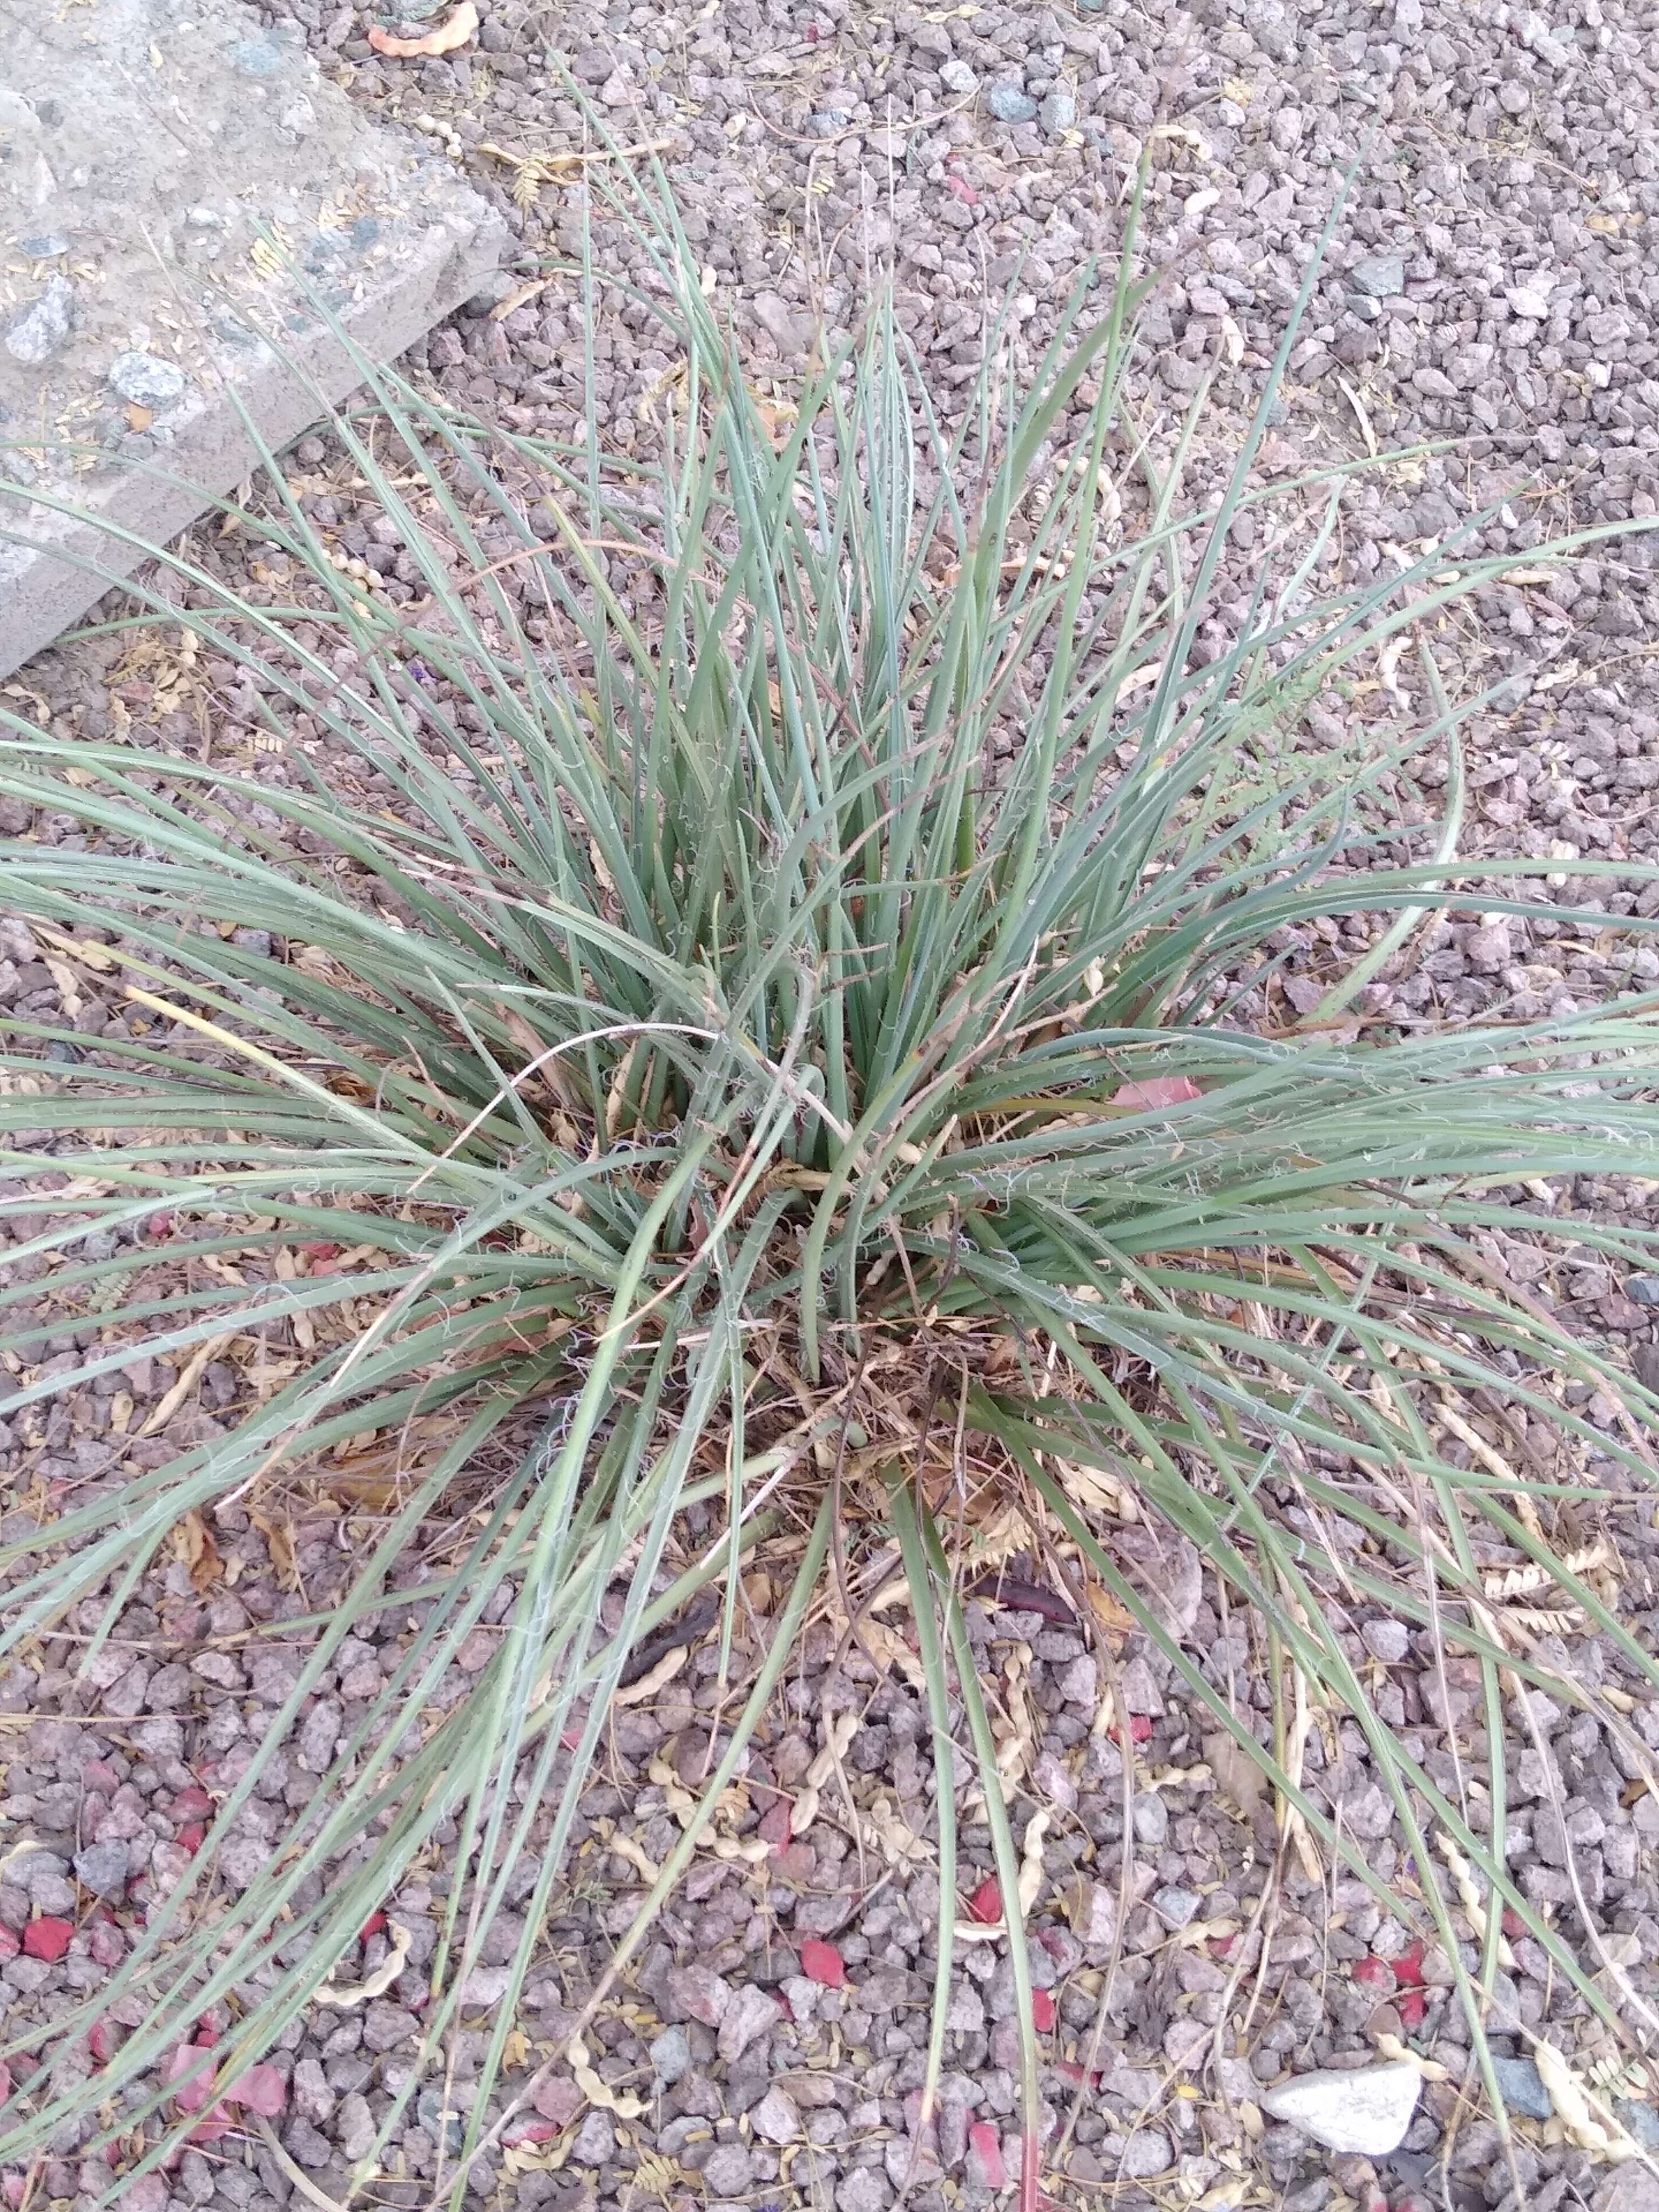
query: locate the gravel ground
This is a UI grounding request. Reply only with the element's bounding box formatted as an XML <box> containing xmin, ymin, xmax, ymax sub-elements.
<box><xmin>7</xmin><ymin>1476</ymin><xmax>1659</xmax><ymax>2212</ymax></box>
<box><xmin>6</xmin><ymin>0</ymin><xmax>1659</xmax><ymax>2207</ymax></box>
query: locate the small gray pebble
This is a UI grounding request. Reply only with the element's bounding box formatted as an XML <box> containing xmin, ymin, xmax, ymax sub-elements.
<box><xmin>1350</xmin><ymin>254</ymin><xmax>1406</xmax><ymax>300</ymax></box>
<box><xmin>1038</xmin><ymin>90</ymin><xmax>1077</xmax><ymax>132</ymax></box>
<box><xmin>5</xmin><ymin>276</ymin><xmax>76</xmax><ymax>367</ymax></box>
<box><xmin>72</xmin><ymin>1839</ymin><xmax>131</xmax><ymax>1899</ymax></box>
<box><xmin>751</xmin><ymin>2086</ymin><xmax>801</xmax><ymax>2144</ymax></box>
<box><xmin>18</xmin><ymin>1854</ymin><xmax>76</xmax><ymax>1912</ymax></box>
<box><xmin>109</xmin><ymin>352</ymin><xmax>187</xmax><ymax>410</ymax></box>
<box><xmin>215</xmin><ymin>1835</ymin><xmax>268</xmax><ymax>1891</ymax></box>
<box><xmin>703</xmin><ymin>2145</ymin><xmax>757</xmax><ymax>2196</ymax></box>
<box><xmin>1131</xmin><ymin>1792</ymin><xmax>1169</xmax><ymax>1846</ymax></box>
<box><xmin>1153</xmin><ymin>1885</ymin><xmax>1202</xmax><ymax>1927</ymax></box>
<box><xmin>1626</xmin><ymin>1276</ymin><xmax>1659</xmax><ymax>1307</ymax></box>
<box><xmin>335</xmin><ymin>2092</ymin><xmax>376</xmax><ymax>2163</ymax></box>
<box><xmin>284</xmin><ymin>2117</ymin><xmax>333</xmax><ymax>2168</ymax></box>
<box><xmin>836</xmin><ymin>2171</ymin><xmax>890</xmax><ymax>2212</ymax></box>
<box><xmin>650</xmin><ymin>2024</ymin><xmax>692</xmax><ymax>2085</ymax></box>
<box><xmin>360</xmin><ymin>2001</ymin><xmax>417</xmax><ymax>2053</ymax></box>
<box><xmin>939</xmin><ymin>58</ymin><xmax>977</xmax><ymax>93</ymax></box>
<box><xmin>416</xmin><ymin>2086</ymin><xmax>464</xmax><ymax>2156</ymax></box>
<box><xmin>291</xmin><ymin>2058</ymin><xmax>335</xmax><ymax>2126</ymax></box>
<box><xmin>1120</xmin><ymin>2129</ymin><xmax>1174</xmax><ymax>2179</ymax></box>
<box><xmin>19</xmin><ymin>233</ymin><xmax>71</xmax><ymax>258</ymax></box>
<box><xmin>571</xmin><ymin>2109</ymin><xmax>616</xmax><ymax>2166</ymax></box>
<box><xmin>1616</xmin><ymin>2100</ymin><xmax>1659</xmax><ymax>2150</ymax></box>
<box><xmin>1489</xmin><ymin>2056</ymin><xmax>1552</xmax><ymax>2122</ymax></box>
<box><xmin>987</xmin><ymin>83</ymin><xmax>1039</xmax><ymax>124</ymax></box>
<box><xmin>857</xmin><ymin>1967</ymin><xmax>913</xmax><ymax>2012</ymax></box>
<box><xmin>717</xmin><ymin>1983</ymin><xmax>779</xmax><ymax>2062</ymax></box>
<box><xmin>178</xmin><ymin>2148</ymin><xmax>215</xmax><ymax>2205</ymax></box>
<box><xmin>1362</xmin><ymin>1618</ymin><xmax>1411</xmax><ymax>1665</ymax></box>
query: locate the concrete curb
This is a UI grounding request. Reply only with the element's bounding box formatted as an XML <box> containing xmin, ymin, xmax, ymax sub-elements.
<box><xmin>0</xmin><ymin>0</ymin><xmax>508</xmax><ymax>677</ymax></box>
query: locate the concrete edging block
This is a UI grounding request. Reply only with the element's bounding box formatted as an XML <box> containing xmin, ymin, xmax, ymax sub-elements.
<box><xmin>0</xmin><ymin>0</ymin><xmax>508</xmax><ymax>677</ymax></box>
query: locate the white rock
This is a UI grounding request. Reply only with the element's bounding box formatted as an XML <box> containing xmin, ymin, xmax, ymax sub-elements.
<box><xmin>1507</xmin><ymin>287</ymin><xmax>1551</xmax><ymax>319</ymax></box>
<box><xmin>1517</xmin><ymin>10</ymin><xmax>1573</xmax><ymax>64</ymax></box>
<box><xmin>1260</xmin><ymin>2061</ymin><xmax>1422</xmax><ymax>2155</ymax></box>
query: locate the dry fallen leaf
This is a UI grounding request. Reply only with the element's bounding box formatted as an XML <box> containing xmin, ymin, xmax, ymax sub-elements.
<box><xmin>1372</xmin><ymin>2031</ymin><xmax>1451</xmax><ymax>2082</ymax></box>
<box><xmin>568</xmin><ymin>2034</ymin><xmax>647</xmax><ymax>2118</ymax></box>
<box><xmin>314</xmin><ymin>1919</ymin><xmax>412</xmax><ymax>2009</ymax></box>
<box><xmin>141</xmin><ymin>1332</ymin><xmax>235</xmax><ymax>1437</ymax></box>
<box><xmin>43</xmin><ymin>955</ymin><xmax>84</xmax><ymax>1019</ymax></box>
<box><xmin>1081</xmin><ymin>1579</ymin><xmax>1137</xmax><ymax>1648</ymax></box>
<box><xmin>1534</xmin><ymin>2039</ymin><xmax>1640</xmax><ymax>2160</ymax></box>
<box><xmin>862</xmin><ymin>1793</ymin><xmax>932</xmax><ymax>1868</ymax></box>
<box><xmin>250</xmin><ymin>1506</ymin><xmax>301</xmax><ymax>1591</ymax></box>
<box><xmin>1059</xmin><ymin>1458</ymin><xmax>1139</xmax><ymax>1525</ymax></box>
<box><xmin>177</xmin><ymin>1508</ymin><xmax>222</xmax><ymax>1594</ymax></box>
<box><xmin>611</xmin><ymin>1644</ymin><xmax>688</xmax><ymax>1709</ymax></box>
<box><xmin>366</xmin><ymin>1</ymin><xmax>478</xmax><ymax>56</ymax></box>
<box><xmin>605</xmin><ymin>1829</ymin><xmax>663</xmax><ymax>1883</ymax></box>
<box><xmin>34</xmin><ymin>922</ymin><xmax>117</xmax><ymax>973</ymax></box>
<box><xmin>1434</xmin><ymin>1830</ymin><xmax>1516</xmax><ymax>1966</ymax></box>
<box><xmin>954</xmin><ymin>1808</ymin><xmax>1050</xmax><ymax>1941</ymax></box>
<box><xmin>490</xmin><ymin>274</ymin><xmax>555</xmax><ymax>322</ymax></box>
<box><xmin>1202</xmin><ymin>1730</ymin><xmax>1269</xmax><ymax>1823</ymax></box>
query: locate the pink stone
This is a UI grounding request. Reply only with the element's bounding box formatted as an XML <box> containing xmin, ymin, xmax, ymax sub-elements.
<box><xmin>224</xmin><ymin>2063</ymin><xmax>287</xmax><ymax>2116</ymax></box>
<box><xmin>966</xmin><ymin>2123</ymin><xmax>1007</xmax><ymax>2190</ymax></box>
<box><xmin>799</xmin><ymin>1939</ymin><xmax>846</xmax><ymax>1988</ymax></box>
<box><xmin>1110</xmin><ymin>1075</ymin><xmax>1202</xmax><ymax>1111</ymax></box>
<box><xmin>165</xmin><ymin>2045</ymin><xmax>217</xmax><ymax>2113</ymax></box>
<box><xmin>531</xmin><ymin>2074</ymin><xmax>584</xmax><ymax>2127</ymax></box>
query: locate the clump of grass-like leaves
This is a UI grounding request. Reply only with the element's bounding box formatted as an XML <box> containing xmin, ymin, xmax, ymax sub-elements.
<box><xmin>3</xmin><ymin>174</ymin><xmax>1659</xmax><ymax>2193</ymax></box>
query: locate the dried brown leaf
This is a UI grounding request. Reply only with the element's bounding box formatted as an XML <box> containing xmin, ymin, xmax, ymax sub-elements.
<box><xmin>141</xmin><ymin>1331</ymin><xmax>236</xmax><ymax>1436</ymax></box>
<box><xmin>313</xmin><ymin>1919</ymin><xmax>412</xmax><ymax>2008</ymax></box>
<box><xmin>177</xmin><ymin>1508</ymin><xmax>222</xmax><ymax>1593</ymax></box>
<box><xmin>1082</xmin><ymin>1579</ymin><xmax>1135</xmax><ymax>1648</ymax></box>
<box><xmin>251</xmin><ymin>1507</ymin><xmax>301</xmax><ymax>1591</ymax></box>
<box><xmin>1203</xmin><ymin>1730</ymin><xmax>1269</xmax><ymax>1824</ymax></box>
